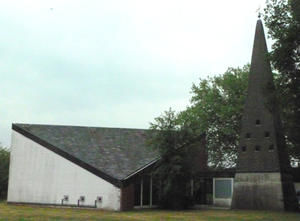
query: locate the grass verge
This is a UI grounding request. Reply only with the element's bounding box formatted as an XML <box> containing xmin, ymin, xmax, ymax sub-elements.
<box><xmin>0</xmin><ymin>202</ymin><xmax>299</xmax><ymax>221</ymax></box>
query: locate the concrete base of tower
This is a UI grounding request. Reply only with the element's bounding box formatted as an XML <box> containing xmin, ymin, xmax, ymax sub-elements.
<box><xmin>231</xmin><ymin>172</ymin><xmax>285</xmax><ymax>210</ymax></box>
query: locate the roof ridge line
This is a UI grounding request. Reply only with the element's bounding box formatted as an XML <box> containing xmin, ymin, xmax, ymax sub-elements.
<box><xmin>13</xmin><ymin>123</ymin><xmax>149</xmax><ymax>131</ymax></box>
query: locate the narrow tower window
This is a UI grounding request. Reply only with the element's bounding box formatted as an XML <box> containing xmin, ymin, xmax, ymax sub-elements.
<box><xmin>255</xmin><ymin>119</ymin><xmax>261</xmax><ymax>125</ymax></box>
<box><xmin>265</xmin><ymin>131</ymin><xmax>270</xmax><ymax>138</ymax></box>
<box><xmin>269</xmin><ymin>144</ymin><xmax>274</xmax><ymax>151</ymax></box>
<box><xmin>245</xmin><ymin>133</ymin><xmax>251</xmax><ymax>139</ymax></box>
<box><xmin>241</xmin><ymin>146</ymin><xmax>247</xmax><ymax>152</ymax></box>
<box><xmin>255</xmin><ymin>145</ymin><xmax>261</xmax><ymax>151</ymax></box>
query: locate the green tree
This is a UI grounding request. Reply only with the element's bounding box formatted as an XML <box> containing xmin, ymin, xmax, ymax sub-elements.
<box><xmin>264</xmin><ymin>0</ymin><xmax>300</xmax><ymax>159</ymax></box>
<box><xmin>148</xmin><ymin>66</ymin><xmax>249</xmax><ymax>209</ymax></box>
<box><xmin>148</xmin><ymin>109</ymin><xmax>203</xmax><ymax>209</ymax></box>
<box><xmin>180</xmin><ymin>65</ymin><xmax>249</xmax><ymax>168</ymax></box>
<box><xmin>0</xmin><ymin>145</ymin><xmax>10</xmax><ymax>199</ymax></box>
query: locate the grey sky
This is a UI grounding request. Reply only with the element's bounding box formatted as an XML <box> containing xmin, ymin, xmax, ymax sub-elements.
<box><xmin>1</xmin><ymin>0</ymin><xmax>268</xmax><ymax>147</ymax></box>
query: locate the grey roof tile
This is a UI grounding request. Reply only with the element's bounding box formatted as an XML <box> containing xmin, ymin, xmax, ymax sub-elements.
<box><xmin>13</xmin><ymin>124</ymin><xmax>159</xmax><ymax>181</ymax></box>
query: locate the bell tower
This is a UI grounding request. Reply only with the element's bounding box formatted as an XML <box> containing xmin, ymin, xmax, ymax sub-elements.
<box><xmin>231</xmin><ymin>19</ymin><xmax>298</xmax><ymax>211</ymax></box>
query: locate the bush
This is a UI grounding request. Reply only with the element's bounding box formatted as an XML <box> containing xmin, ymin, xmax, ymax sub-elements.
<box><xmin>159</xmin><ymin>175</ymin><xmax>194</xmax><ymax>209</ymax></box>
<box><xmin>149</xmin><ymin>109</ymin><xmax>202</xmax><ymax>209</ymax></box>
<box><xmin>0</xmin><ymin>146</ymin><xmax>10</xmax><ymax>199</ymax></box>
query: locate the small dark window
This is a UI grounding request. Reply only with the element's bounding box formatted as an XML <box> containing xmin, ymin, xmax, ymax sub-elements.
<box><xmin>269</xmin><ymin>144</ymin><xmax>274</xmax><ymax>151</ymax></box>
<box><xmin>265</xmin><ymin>131</ymin><xmax>270</xmax><ymax>138</ymax></box>
<box><xmin>245</xmin><ymin>133</ymin><xmax>251</xmax><ymax>138</ymax></box>
<box><xmin>256</xmin><ymin>119</ymin><xmax>261</xmax><ymax>125</ymax></box>
<box><xmin>255</xmin><ymin>145</ymin><xmax>261</xmax><ymax>151</ymax></box>
<box><xmin>241</xmin><ymin>146</ymin><xmax>247</xmax><ymax>152</ymax></box>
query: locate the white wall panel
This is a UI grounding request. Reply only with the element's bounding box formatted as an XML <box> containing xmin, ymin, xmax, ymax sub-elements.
<box><xmin>7</xmin><ymin>131</ymin><xmax>121</xmax><ymax>211</ymax></box>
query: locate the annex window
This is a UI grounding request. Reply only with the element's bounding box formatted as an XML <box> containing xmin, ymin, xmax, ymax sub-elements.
<box><xmin>256</xmin><ymin>119</ymin><xmax>261</xmax><ymax>125</ymax></box>
<box><xmin>269</xmin><ymin>144</ymin><xmax>274</xmax><ymax>151</ymax></box>
<box><xmin>213</xmin><ymin>178</ymin><xmax>233</xmax><ymax>199</ymax></box>
<box><xmin>245</xmin><ymin>133</ymin><xmax>251</xmax><ymax>139</ymax></box>
<box><xmin>241</xmin><ymin>146</ymin><xmax>247</xmax><ymax>152</ymax></box>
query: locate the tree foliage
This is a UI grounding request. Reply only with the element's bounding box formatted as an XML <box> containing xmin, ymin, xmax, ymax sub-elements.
<box><xmin>180</xmin><ymin>65</ymin><xmax>249</xmax><ymax>168</ymax></box>
<box><xmin>0</xmin><ymin>145</ymin><xmax>10</xmax><ymax>199</ymax></box>
<box><xmin>148</xmin><ymin>66</ymin><xmax>249</xmax><ymax>209</ymax></box>
<box><xmin>264</xmin><ymin>0</ymin><xmax>300</xmax><ymax>159</ymax></box>
<box><xmin>148</xmin><ymin>109</ymin><xmax>203</xmax><ymax>209</ymax></box>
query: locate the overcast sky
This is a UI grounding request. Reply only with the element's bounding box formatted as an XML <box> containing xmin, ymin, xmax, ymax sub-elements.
<box><xmin>0</xmin><ymin>0</ymin><xmax>270</xmax><ymax>147</ymax></box>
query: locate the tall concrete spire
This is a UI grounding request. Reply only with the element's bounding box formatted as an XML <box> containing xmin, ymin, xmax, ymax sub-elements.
<box><xmin>237</xmin><ymin>19</ymin><xmax>283</xmax><ymax>173</ymax></box>
<box><xmin>231</xmin><ymin>19</ymin><xmax>298</xmax><ymax>211</ymax></box>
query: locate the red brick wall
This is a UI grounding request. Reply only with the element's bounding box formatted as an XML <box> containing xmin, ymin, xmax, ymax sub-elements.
<box><xmin>120</xmin><ymin>183</ymin><xmax>134</xmax><ymax>211</ymax></box>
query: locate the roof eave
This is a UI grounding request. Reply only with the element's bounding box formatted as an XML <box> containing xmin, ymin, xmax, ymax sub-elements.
<box><xmin>121</xmin><ymin>157</ymin><xmax>160</xmax><ymax>181</ymax></box>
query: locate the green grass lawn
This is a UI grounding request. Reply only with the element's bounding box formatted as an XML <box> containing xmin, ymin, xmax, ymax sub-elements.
<box><xmin>0</xmin><ymin>202</ymin><xmax>299</xmax><ymax>221</ymax></box>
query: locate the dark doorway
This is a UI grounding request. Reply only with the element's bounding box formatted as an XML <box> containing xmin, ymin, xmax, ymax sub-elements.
<box><xmin>194</xmin><ymin>178</ymin><xmax>213</xmax><ymax>205</ymax></box>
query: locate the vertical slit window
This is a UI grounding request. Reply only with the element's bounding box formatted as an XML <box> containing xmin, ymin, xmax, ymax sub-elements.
<box><xmin>241</xmin><ymin>146</ymin><xmax>247</xmax><ymax>152</ymax></box>
<box><xmin>255</xmin><ymin>145</ymin><xmax>261</xmax><ymax>151</ymax></box>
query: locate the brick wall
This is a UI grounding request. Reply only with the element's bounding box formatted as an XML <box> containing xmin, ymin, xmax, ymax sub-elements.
<box><xmin>120</xmin><ymin>183</ymin><xmax>134</xmax><ymax>211</ymax></box>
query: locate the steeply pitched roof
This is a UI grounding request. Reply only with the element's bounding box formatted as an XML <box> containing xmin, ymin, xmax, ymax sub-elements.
<box><xmin>12</xmin><ymin>124</ymin><xmax>159</xmax><ymax>187</ymax></box>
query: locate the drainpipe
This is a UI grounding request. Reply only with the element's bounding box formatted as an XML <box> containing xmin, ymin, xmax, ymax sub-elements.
<box><xmin>94</xmin><ymin>196</ymin><xmax>102</xmax><ymax>208</ymax></box>
<box><xmin>77</xmin><ymin>196</ymin><xmax>85</xmax><ymax>207</ymax></box>
<box><xmin>61</xmin><ymin>195</ymin><xmax>69</xmax><ymax>205</ymax></box>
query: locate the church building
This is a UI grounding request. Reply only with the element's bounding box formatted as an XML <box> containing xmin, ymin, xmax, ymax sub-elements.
<box><xmin>7</xmin><ymin>19</ymin><xmax>300</xmax><ymax>211</ymax></box>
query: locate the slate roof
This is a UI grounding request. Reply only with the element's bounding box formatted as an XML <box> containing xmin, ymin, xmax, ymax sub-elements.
<box><xmin>12</xmin><ymin>124</ymin><xmax>160</xmax><ymax>187</ymax></box>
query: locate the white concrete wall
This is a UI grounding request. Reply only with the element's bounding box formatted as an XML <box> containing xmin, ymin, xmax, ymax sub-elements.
<box><xmin>7</xmin><ymin>131</ymin><xmax>121</xmax><ymax>211</ymax></box>
<box><xmin>232</xmin><ymin>172</ymin><xmax>285</xmax><ymax>210</ymax></box>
